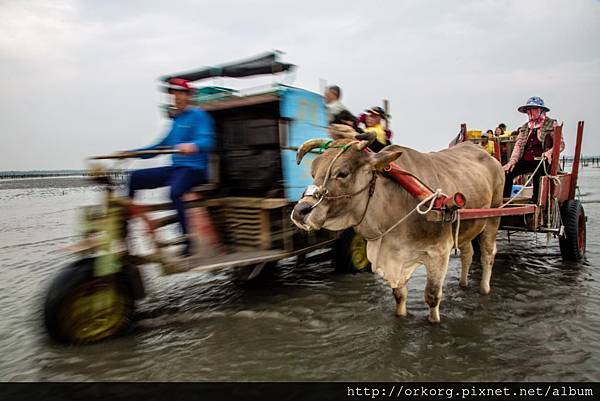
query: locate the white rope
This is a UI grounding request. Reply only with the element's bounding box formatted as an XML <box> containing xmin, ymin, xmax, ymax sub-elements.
<box><xmin>364</xmin><ymin>189</ymin><xmax>443</xmax><ymax>271</ymax></box>
<box><xmin>452</xmin><ymin>212</ymin><xmax>461</xmax><ymax>253</ymax></box>
<box><xmin>542</xmin><ymin>161</ymin><xmax>562</xmax><ymax>232</ymax></box>
<box><xmin>364</xmin><ymin>189</ymin><xmax>442</xmax><ymax>242</ymax></box>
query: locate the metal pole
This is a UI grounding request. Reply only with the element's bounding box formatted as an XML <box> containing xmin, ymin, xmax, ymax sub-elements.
<box><xmin>550</xmin><ymin>125</ymin><xmax>562</xmax><ymax>176</ymax></box>
<box><xmin>569</xmin><ymin>121</ymin><xmax>584</xmax><ymax>199</ymax></box>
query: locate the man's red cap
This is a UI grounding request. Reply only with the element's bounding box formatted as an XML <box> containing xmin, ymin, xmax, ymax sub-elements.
<box><xmin>164</xmin><ymin>78</ymin><xmax>192</xmax><ymax>92</ymax></box>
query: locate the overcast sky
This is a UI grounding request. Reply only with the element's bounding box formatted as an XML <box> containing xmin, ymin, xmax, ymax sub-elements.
<box><xmin>1</xmin><ymin>0</ymin><xmax>599</xmax><ymax>170</ymax></box>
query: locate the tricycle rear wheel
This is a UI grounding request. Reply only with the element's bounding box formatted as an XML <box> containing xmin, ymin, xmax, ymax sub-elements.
<box><xmin>559</xmin><ymin>199</ymin><xmax>586</xmax><ymax>261</ymax></box>
<box><xmin>44</xmin><ymin>258</ymin><xmax>135</xmax><ymax>345</ymax></box>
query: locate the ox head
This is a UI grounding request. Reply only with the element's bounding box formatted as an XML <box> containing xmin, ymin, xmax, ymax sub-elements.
<box><xmin>291</xmin><ymin>135</ymin><xmax>403</xmax><ymax>231</ymax></box>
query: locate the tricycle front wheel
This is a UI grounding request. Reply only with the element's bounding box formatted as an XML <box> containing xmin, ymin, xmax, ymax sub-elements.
<box><xmin>44</xmin><ymin>258</ymin><xmax>135</xmax><ymax>345</ymax></box>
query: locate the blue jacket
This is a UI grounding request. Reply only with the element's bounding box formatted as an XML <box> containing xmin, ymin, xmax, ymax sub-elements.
<box><xmin>136</xmin><ymin>107</ymin><xmax>215</xmax><ymax>171</ymax></box>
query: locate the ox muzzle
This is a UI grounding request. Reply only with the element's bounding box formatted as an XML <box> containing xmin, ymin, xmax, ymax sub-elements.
<box><xmin>291</xmin><ymin>185</ymin><xmax>325</xmax><ymax>229</ymax></box>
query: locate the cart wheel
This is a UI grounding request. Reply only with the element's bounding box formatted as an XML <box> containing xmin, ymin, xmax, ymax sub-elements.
<box><xmin>334</xmin><ymin>229</ymin><xmax>372</xmax><ymax>273</ymax></box>
<box><xmin>559</xmin><ymin>200</ymin><xmax>586</xmax><ymax>261</ymax></box>
<box><xmin>44</xmin><ymin>258</ymin><xmax>135</xmax><ymax>345</ymax></box>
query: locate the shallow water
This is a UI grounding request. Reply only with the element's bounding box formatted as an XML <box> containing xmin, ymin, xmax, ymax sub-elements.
<box><xmin>0</xmin><ymin>170</ymin><xmax>599</xmax><ymax>381</ymax></box>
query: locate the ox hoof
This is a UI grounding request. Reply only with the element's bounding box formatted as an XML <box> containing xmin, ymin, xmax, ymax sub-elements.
<box><xmin>427</xmin><ymin>309</ymin><xmax>441</xmax><ymax>324</ymax></box>
<box><xmin>479</xmin><ymin>285</ymin><xmax>491</xmax><ymax>295</ymax></box>
<box><xmin>395</xmin><ymin>308</ymin><xmax>408</xmax><ymax>318</ymax></box>
<box><xmin>427</xmin><ymin>315</ymin><xmax>441</xmax><ymax>324</ymax></box>
<box><xmin>459</xmin><ymin>279</ymin><xmax>469</xmax><ymax>289</ymax></box>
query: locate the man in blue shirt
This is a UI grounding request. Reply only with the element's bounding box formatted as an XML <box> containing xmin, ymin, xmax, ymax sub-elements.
<box><xmin>127</xmin><ymin>78</ymin><xmax>215</xmax><ymax>256</ymax></box>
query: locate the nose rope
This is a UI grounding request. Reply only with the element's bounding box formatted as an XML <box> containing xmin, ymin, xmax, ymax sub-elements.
<box><xmin>294</xmin><ymin>140</ymin><xmax>378</xmax><ymax>229</ymax></box>
<box><xmin>304</xmin><ymin>140</ymin><xmax>370</xmax><ymax>208</ymax></box>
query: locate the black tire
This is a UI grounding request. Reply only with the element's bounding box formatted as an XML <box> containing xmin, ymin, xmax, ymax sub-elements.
<box><xmin>44</xmin><ymin>258</ymin><xmax>135</xmax><ymax>345</ymax></box>
<box><xmin>559</xmin><ymin>199</ymin><xmax>586</xmax><ymax>261</ymax></box>
<box><xmin>334</xmin><ymin>229</ymin><xmax>372</xmax><ymax>273</ymax></box>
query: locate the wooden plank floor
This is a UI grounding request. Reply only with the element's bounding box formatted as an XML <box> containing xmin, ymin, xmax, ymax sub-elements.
<box><xmin>162</xmin><ymin>238</ymin><xmax>338</xmax><ymax>274</ymax></box>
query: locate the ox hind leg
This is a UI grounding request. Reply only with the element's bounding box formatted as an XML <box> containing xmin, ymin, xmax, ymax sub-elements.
<box><xmin>424</xmin><ymin>254</ymin><xmax>450</xmax><ymax>323</ymax></box>
<box><xmin>392</xmin><ymin>286</ymin><xmax>408</xmax><ymax>317</ymax></box>
<box><xmin>478</xmin><ymin>217</ymin><xmax>500</xmax><ymax>295</ymax></box>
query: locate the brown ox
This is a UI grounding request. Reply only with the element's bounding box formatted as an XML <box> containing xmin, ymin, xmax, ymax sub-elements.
<box><xmin>291</xmin><ymin>138</ymin><xmax>504</xmax><ymax>323</ymax></box>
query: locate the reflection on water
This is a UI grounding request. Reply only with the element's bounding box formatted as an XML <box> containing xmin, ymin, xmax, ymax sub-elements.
<box><xmin>0</xmin><ymin>170</ymin><xmax>599</xmax><ymax>381</ymax></box>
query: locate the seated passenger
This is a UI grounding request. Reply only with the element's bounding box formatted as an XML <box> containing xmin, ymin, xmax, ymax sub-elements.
<box><xmin>361</xmin><ymin>107</ymin><xmax>390</xmax><ymax>152</ymax></box>
<box><xmin>480</xmin><ymin>130</ymin><xmax>495</xmax><ymax>156</ymax></box>
<box><xmin>126</xmin><ymin>78</ymin><xmax>215</xmax><ymax>257</ymax></box>
<box><xmin>328</xmin><ymin>110</ymin><xmax>359</xmax><ymax>141</ymax></box>
<box><xmin>502</xmin><ymin>96</ymin><xmax>564</xmax><ymax>203</ymax></box>
<box><xmin>324</xmin><ymin>85</ymin><xmax>349</xmax><ymax>123</ymax></box>
<box><xmin>495</xmin><ymin>123</ymin><xmax>512</xmax><ymax>138</ymax></box>
<box><xmin>328</xmin><ymin>110</ymin><xmax>390</xmax><ymax>153</ymax></box>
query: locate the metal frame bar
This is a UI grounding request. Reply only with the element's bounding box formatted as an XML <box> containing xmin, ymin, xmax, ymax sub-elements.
<box><xmin>550</xmin><ymin>125</ymin><xmax>562</xmax><ymax>176</ymax></box>
<box><xmin>569</xmin><ymin>121</ymin><xmax>584</xmax><ymax>199</ymax></box>
<box><xmin>458</xmin><ymin>205</ymin><xmax>537</xmax><ymax>220</ymax></box>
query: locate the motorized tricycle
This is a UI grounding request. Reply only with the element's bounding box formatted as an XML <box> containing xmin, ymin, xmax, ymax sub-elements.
<box><xmin>43</xmin><ymin>52</ymin><xmax>366</xmax><ymax>344</ymax></box>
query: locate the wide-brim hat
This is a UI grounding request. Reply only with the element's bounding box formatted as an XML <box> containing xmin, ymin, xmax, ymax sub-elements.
<box><xmin>518</xmin><ymin>96</ymin><xmax>550</xmax><ymax>113</ymax></box>
<box><xmin>367</xmin><ymin>106</ymin><xmax>387</xmax><ymax>118</ymax></box>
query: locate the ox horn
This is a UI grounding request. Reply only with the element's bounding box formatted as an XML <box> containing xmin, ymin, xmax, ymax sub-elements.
<box><xmin>355</xmin><ymin>131</ymin><xmax>376</xmax><ymax>150</ymax></box>
<box><xmin>296</xmin><ymin>138</ymin><xmax>330</xmax><ymax>165</ymax></box>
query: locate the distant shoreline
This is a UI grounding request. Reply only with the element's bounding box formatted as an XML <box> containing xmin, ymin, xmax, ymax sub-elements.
<box><xmin>0</xmin><ymin>174</ymin><xmax>97</xmax><ymax>190</ymax></box>
<box><xmin>0</xmin><ymin>171</ymin><xmax>89</xmax><ymax>180</ymax></box>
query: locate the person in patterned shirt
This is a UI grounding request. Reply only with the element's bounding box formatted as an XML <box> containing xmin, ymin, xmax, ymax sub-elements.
<box><xmin>502</xmin><ymin>96</ymin><xmax>564</xmax><ymax>202</ymax></box>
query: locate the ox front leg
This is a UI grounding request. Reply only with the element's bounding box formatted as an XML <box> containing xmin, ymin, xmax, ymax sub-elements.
<box><xmin>458</xmin><ymin>241</ymin><xmax>474</xmax><ymax>288</ymax></box>
<box><xmin>424</xmin><ymin>255</ymin><xmax>450</xmax><ymax>324</ymax></box>
<box><xmin>478</xmin><ymin>218</ymin><xmax>500</xmax><ymax>295</ymax></box>
<box><xmin>392</xmin><ymin>286</ymin><xmax>408</xmax><ymax>317</ymax></box>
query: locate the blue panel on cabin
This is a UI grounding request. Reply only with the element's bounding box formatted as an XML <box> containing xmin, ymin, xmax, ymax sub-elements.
<box><xmin>282</xmin><ymin>149</ymin><xmax>317</xmax><ymax>202</ymax></box>
<box><xmin>280</xmin><ymin>88</ymin><xmax>328</xmax><ymax>138</ymax></box>
<box><xmin>279</xmin><ymin>87</ymin><xmax>329</xmax><ymax>201</ymax></box>
<box><xmin>282</xmin><ymin>121</ymin><xmax>328</xmax><ymax>201</ymax></box>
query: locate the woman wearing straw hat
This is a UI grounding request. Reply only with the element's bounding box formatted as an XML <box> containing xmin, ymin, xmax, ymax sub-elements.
<box><xmin>502</xmin><ymin>96</ymin><xmax>564</xmax><ymax>202</ymax></box>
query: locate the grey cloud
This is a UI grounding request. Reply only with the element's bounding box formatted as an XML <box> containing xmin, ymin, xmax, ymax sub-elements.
<box><xmin>0</xmin><ymin>0</ymin><xmax>598</xmax><ymax>170</ymax></box>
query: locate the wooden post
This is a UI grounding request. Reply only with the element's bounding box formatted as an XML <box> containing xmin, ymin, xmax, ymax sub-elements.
<box><xmin>461</xmin><ymin>123</ymin><xmax>468</xmax><ymax>142</ymax></box>
<box><xmin>569</xmin><ymin>121</ymin><xmax>584</xmax><ymax>199</ymax></box>
<box><xmin>319</xmin><ymin>78</ymin><xmax>327</xmax><ymax>96</ymax></box>
<box><xmin>383</xmin><ymin>99</ymin><xmax>390</xmax><ymax>130</ymax></box>
<box><xmin>550</xmin><ymin>125</ymin><xmax>562</xmax><ymax>177</ymax></box>
<box><xmin>259</xmin><ymin>209</ymin><xmax>272</xmax><ymax>250</ymax></box>
<box><xmin>493</xmin><ymin>138</ymin><xmax>501</xmax><ymax>162</ymax></box>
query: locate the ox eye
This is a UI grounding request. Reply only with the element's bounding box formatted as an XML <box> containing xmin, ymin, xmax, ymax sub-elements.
<box><xmin>335</xmin><ymin>170</ymin><xmax>350</xmax><ymax>179</ymax></box>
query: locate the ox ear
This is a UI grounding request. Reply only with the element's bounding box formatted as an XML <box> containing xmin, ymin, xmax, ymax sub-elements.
<box><xmin>369</xmin><ymin>145</ymin><xmax>403</xmax><ymax>170</ymax></box>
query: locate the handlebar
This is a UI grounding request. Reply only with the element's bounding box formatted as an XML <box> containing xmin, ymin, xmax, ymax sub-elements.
<box><xmin>88</xmin><ymin>149</ymin><xmax>182</xmax><ymax>160</ymax></box>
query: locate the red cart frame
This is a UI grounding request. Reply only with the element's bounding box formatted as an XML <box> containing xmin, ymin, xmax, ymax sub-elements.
<box><xmin>382</xmin><ymin>121</ymin><xmax>586</xmax><ymax>260</ymax></box>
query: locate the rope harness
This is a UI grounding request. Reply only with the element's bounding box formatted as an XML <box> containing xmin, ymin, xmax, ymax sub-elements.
<box><xmin>297</xmin><ymin>141</ymin><xmax>456</xmax><ymax>269</ymax></box>
<box><xmin>297</xmin><ymin>141</ymin><xmax>565</xmax><ymax>272</ymax></box>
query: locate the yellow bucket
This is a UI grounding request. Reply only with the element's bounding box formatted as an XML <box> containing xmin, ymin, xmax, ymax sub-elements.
<box><xmin>466</xmin><ymin>130</ymin><xmax>482</xmax><ymax>140</ymax></box>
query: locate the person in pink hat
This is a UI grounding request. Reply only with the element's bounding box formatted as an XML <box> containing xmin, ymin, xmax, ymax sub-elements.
<box><xmin>503</xmin><ymin>96</ymin><xmax>564</xmax><ymax>202</ymax></box>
